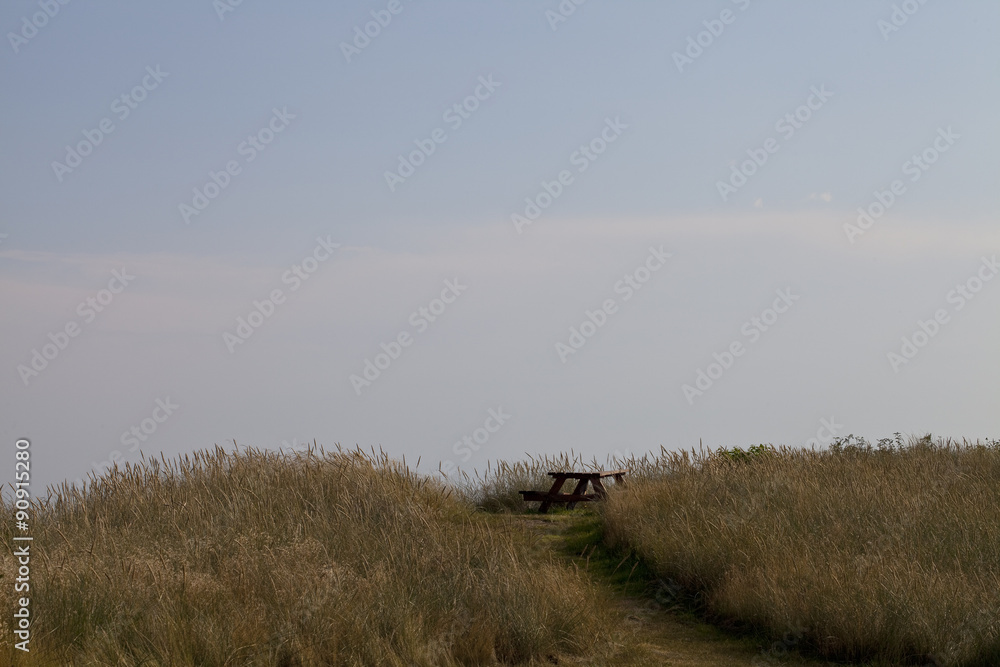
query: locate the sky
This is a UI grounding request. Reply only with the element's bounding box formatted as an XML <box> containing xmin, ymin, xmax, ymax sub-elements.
<box><xmin>1</xmin><ymin>0</ymin><xmax>998</xmax><ymax>495</ymax></box>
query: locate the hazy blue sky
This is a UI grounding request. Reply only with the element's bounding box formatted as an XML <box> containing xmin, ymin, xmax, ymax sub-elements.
<box><xmin>2</xmin><ymin>1</ymin><xmax>998</xmax><ymax>493</ymax></box>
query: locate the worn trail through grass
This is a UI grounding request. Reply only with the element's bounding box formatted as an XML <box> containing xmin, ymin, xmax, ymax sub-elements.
<box><xmin>508</xmin><ymin>510</ymin><xmax>835</xmax><ymax>667</ymax></box>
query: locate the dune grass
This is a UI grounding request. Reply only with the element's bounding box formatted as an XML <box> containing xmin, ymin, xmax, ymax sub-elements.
<box><xmin>455</xmin><ymin>451</ymin><xmax>643</xmax><ymax>513</ymax></box>
<box><xmin>7</xmin><ymin>435</ymin><xmax>1000</xmax><ymax>665</ymax></box>
<box><xmin>600</xmin><ymin>435</ymin><xmax>1000</xmax><ymax>666</ymax></box>
<box><xmin>0</xmin><ymin>445</ymin><xmax>630</xmax><ymax>666</ymax></box>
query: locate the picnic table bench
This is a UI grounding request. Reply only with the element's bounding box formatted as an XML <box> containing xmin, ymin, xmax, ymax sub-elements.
<box><xmin>519</xmin><ymin>470</ymin><xmax>626</xmax><ymax>513</ymax></box>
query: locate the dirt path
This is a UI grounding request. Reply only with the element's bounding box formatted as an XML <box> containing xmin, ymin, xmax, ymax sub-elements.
<box><xmin>510</xmin><ymin>512</ymin><xmax>835</xmax><ymax>667</ymax></box>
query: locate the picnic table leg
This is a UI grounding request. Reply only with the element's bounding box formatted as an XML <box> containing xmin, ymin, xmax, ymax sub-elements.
<box><xmin>565</xmin><ymin>478</ymin><xmax>590</xmax><ymax>510</ymax></box>
<box><xmin>538</xmin><ymin>476</ymin><xmax>567</xmax><ymax>513</ymax></box>
<box><xmin>590</xmin><ymin>477</ymin><xmax>609</xmax><ymax>499</ymax></box>
<box><xmin>613</xmin><ymin>473</ymin><xmax>625</xmax><ymax>486</ymax></box>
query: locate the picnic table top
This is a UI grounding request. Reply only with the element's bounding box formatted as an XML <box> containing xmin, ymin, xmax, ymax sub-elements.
<box><xmin>546</xmin><ymin>469</ymin><xmax>626</xmax><ymax>478</ymax></box>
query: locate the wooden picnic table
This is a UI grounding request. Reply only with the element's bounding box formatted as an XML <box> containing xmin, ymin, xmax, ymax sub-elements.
<box><xmin>519</xmin><ymin>470</ymin><xmax>626</xmax><ymax>513</ymax></box>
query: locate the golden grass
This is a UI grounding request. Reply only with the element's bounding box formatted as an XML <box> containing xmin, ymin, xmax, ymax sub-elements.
<box><xmin>601</xmin><ymin>435</ymin><xmax>1000</xmax><ymax>666</ymax></box>
<box><xmin>0</xmin><ymin>445</ymin><xmax>626</xmax><ymax>666</ymax></box>
<box><xmin>8</xmin><ymin>436</ymin><xmax>999</xmax><ymax>665</ymax></box>
<box><xmin>456</xmin><ymin>451</ymin><xmax>640</xmax><ymax>513</ymax></box>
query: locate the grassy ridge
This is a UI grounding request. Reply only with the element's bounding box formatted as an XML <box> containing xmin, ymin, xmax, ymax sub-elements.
<box><xmin>457</xmin><ymin>452</ymin><xmax>613</xmax><ymax>513</ymax></box>
<box><xmin>6</xmin><ymin>436</ymin><xmax>1000</xmax><ymax>665</ymax></box>
<box><xmin>0</xmin><ymin>446</ymin><xmax>623</xmax><ymax>666</ymax></box>
<box><xmin>601</xmin><ymin>436</ymin><xmax>1000</xmax><ymax>666</ymax></box>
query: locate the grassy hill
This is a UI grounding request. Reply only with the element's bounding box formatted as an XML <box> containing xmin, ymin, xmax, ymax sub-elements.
<box><xmin>601</xmin><ymin>436</ymin><xmax>1000</xmax><ymax>666</ymax></box>
<box><xmin>0</xmin><ymin>447</ymin><xmax>624</xmax><ymax>666</ymax></box>
<box><xmin>3</xmin><ymin>435</ymin><xmax>999</xmax><ymax>665</ymax></box>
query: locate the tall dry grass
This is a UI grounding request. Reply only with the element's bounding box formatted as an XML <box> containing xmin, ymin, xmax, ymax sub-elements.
<box><xmin>601</xmin><ymin>435</ymin><xmax>1000</xmax><ymax>666</ymax></box>
<box><xmin>0</xmin><ymin>445</ymin><xmax>623</xmax><ymax>666</ymax></box>
<box><xmin>457</xmin><ymin>451</ymin><xmax>642</xmax><ymax>513</ymax></box>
